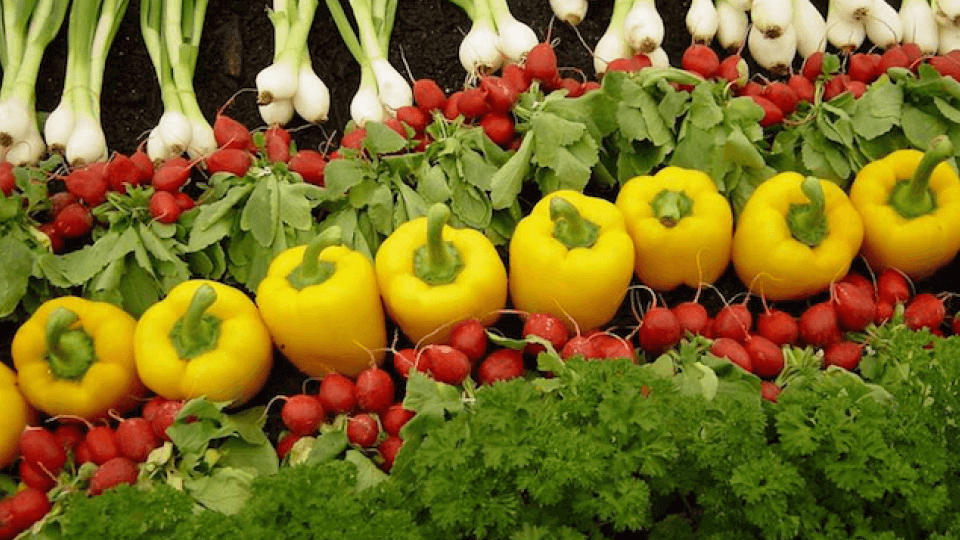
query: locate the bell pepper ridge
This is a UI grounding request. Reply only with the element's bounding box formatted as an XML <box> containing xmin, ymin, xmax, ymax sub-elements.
<box><xmin>786</xmin><ymin>176</ymin><xmax>828</xmax><ymax>248</ymax></box>
<box><xmin>888</xmin><ymin>135</ymin><xmax>952</xmax><ymax>219</ymax></box>
<box><xmin>413</xmin><ymin>203</ymin><xmax>464</xmax><ymax>286</ymax></box>
<box><xmin>649</xmin><ymin>189</ymin><xmax>693</xmax><ymax>228</ymax></box>
<box><xmin>44</xmin><ymin>307</ymin><xmax>96</xmax><ymax>381</ymax></box>
<box><xmin>169</xmin><ymin>284</ymin><xmax>222</xmax><ymax>360</ymax></box>
<box><xmin>549</xmin><ymin>197</ymin><xmax>600</xmax><ymax>249</ymax></box>
<box><xmin>286</xmin><ymin>226</ymin><xmax>343</xmax><ymax>290</ymax></box>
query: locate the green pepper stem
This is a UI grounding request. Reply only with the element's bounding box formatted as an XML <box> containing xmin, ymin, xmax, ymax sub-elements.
<box><xmin>650</xmin><ymin>189</ymin><xmax>693</xmax><ymax>228</ymax></box>
<box><xmin>550</xmin><ymin>197</ymin><xmax>599</xmax><ymax>249</ymax></box>
<box><xmin>170</xmin><ymin>284</ymin><xmax>221</xmax><ymax>360</ymax></box>
<box><xmin>287</xmin><ymin>226</ymin><xmax>342</xmax><ymax>290</ymax></box>
<box><xmin>413</xmin><ymin>203</ymin><xmax>464</xmax><ymax>285</ymax></box>
<box><xmin>786</xmin><ymin>176</ymin><xmax>829</xmax><ymax>248</ymax></box>
<box><xmin>44</xmin><ymin>307</ymin><xmax>97</xmax><ymax>381</ymax></box>
<box><xmin>889</xmin><ymin>135</ymin><xmax>953</xmax><ymax>219</ymax></box>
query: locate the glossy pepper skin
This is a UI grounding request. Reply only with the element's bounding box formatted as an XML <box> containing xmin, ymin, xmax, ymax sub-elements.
<box><xmin>135</xmin><ymin>279</ymin><xmax>273</xmax><ymax>407</ymax></box>
<box><xmin>732</xmin><ymin>173</ymin><xmax>863</xmax><ymax>301</ymax></box>
<box><xmin>11</xmin><ymin>296</ymin><xmax>145</xmax><ymax>419</ymax></box>
<box><xmin>615</xmin><ymin>166</ymin><xmax>733</xmax><ymax>291</ymax></box>
<box><xmin>849</xmin><ymin>136</ymin><xmax>960</xmax><ymax>280</ymax></box>
<box><xmin>256</xmin><ymin>227</ymin><xmax>387</xmax><ymax>378</ymax></box>
<box><xmin>0</xmin><ymin>363</ymin><xmax>31</xmax><ymax>470</ymax></box>
<box><xmin>376</xmin><ymin>203</ymin><xmax>508</xmax><ymax>345</ymax></box>
<box><xmin>510</xmin><ymin>190</ymin><xmax>634</xmax><ymax>333</ymax></box>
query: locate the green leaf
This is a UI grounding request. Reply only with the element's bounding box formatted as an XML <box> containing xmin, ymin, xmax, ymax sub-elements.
<box><xmin>367</xmin><ymin>184</ymin><xmax>395</xmax><ymax>235</ymax></box>
<box><xmin>187</xmin><ymin>213</ymin><xmax>233</xmax><ymax>252</ymax></box>
<box><xmin>349</xmin><ymin>177</ymin><xmax>379</xmax><ymax>208</ymax></box>
<box><xmin>278</xmin><ymin>182</ymin><xmax>316</xmax><ymax>231</ymax></box>
<box><xmin>363</xmin><ymin>121</ymin><xmax>409</xmax><ymax>155</ymax></box>
<box><xmin>460</xmin><ymin>148</ymin><xmax>498</xmax><ymax>190</ymax></box>
<box><xmin>116</xmin><ymin>257</ymin><xmax>163</xmax><ymax>317</ymax></box>
<box><xmin>183</xmin><ymin>467</ymin><xmax>254</xmax><ymax>515</ymax></box>
<box><xmin>218</xmin><ymin>438</ymin><xmax>280</xmax><ymax>477</ymax></box>
<box><xmin>0</xmin><ymin>237</ymin><xmax>32</xmax><ymax>317</ymax></box>
<box><xmin>303</xmin><ymin>430</ymin><xmax>350</xmax><ymax>465</ymax></box>
<box><xmin>396</xmin><ymin>183</ymin><xmax>428</xmax><ymax>226</ymax></box>
<box><xmin>853</xmin><ymin>79</ymin><xmax>903</xmax><ymax>140</ymax></box>
<box><xmin>724</xmin><ymin>129</ymin><xmax>766</xmax><ymax>169</ymax></box>
<box><xmin>450</xmin><ymin>176</ymin><xmax>493</xmax><ymax>228</ymax></box>
<box><xmin>192</xmin><ymin>184</ymin><xmax>251</xmax><ymax>233</ymax></box>
<box><xmin>689</xmin><ymin>84</ymin><xmax>724</xmax><ymax>130</ymax></box>
<box><xmin>240</xmin><ymin>176</ymin><xmax>279</xmax><ymax>247</ymax></box>
<box><xmin>417</xmin><ymin>164</ymin><xmax>453</xmax><ymax>203</ymax></box>
<box><xmin>324</xmin><ymin>158</ymin><xmax>367</xmax><ymax>196</ymax></box>
<box><xmin>490</xmin><ymin>133</ymin><xmax>535</xmax><ymax>209</ymax></box>
<box><xmin>902</xmin><ymin>104</ymin><xmax>948</xmax><ymax>149</ymax></box>
<box><xmin>344</xmin><ymin>449</ymin><xmax>389</xmax><ymax>491</ymax></box>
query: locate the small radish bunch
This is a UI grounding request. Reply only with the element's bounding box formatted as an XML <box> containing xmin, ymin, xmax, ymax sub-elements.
<box><xmin>0</xmin><ymin>488</ymin><xmax>51</xmax><ymax>539</ymax></box>
<box><xmin>17</xmin><ymin>427</ymin><xmax>68</xmax><ymax>492</ymax></box>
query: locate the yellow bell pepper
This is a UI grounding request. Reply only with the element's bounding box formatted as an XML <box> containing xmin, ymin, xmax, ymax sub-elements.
<box><xmin>615</xmin><ymin>166</ymin><xmax>733</xmax><ymax>291</ymax></box>
<box><xmin>11</xmin><ymin>296</ymin><xmax>145</xmax><ymax>419</ymax></box>
<box><xmin>376</xmin><ymin>203</ymin><xmax>508</xmax><ymax>345</ymax></box>
<box><xmin>509</xmin><ymin>190</ymin><xmax>634</xmax><ymax>333</ymax></box>
<box><xmin>732</xmin><ymin>173</ymin><xmax>863</xmax><ymax>301</ymax></box>
<box><xmin>134</xmin><ymin>279</ymin><xmax>273</xmax><ymax>407</ymax></box>
<box><xmin>849</xmin><ymin>136</ymin><xmax>960</xmax><ymax>280</ymax></box>
<box><xmin>1</xmin><ymin>363</ymin><xmax>31</xmax><ymax>470</ymax></box>
<box><xmin>256</xmin><ymin>226</ymin><xmax>387</xmax><ymax>378</ymax></box>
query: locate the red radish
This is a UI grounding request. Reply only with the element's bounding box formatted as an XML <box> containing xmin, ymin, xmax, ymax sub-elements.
<box><xmin>801</xmin><ymin>51</ymin><xmax>825</xmax><ymax>80</ymax></box>
<box><xmin>760</xmin><ymin>381</ymin><xmax>782</xmax><ymax>403</ymax></box>
<box><xmin>878</xmin><ymin>45</ymin><xmax>910</xmax><ymax>73</ymax></box>
<box><xmin>340</xmin><ymin>127</ymin><xmax>367</xmax><ymax>150</ymax></box>
<box><xmin>524</xmin><ymin>42</ymin><xmax>560</xmax><ymax>84</ymax></box>
<box><xmin>115</xmin><ymin>418</ymin><xmax>160</xmax><ymax>463</ymax></box>
<box><xmin>832</xmin><ymin>282</ymin><xmax>877</xmax><ymax>332</ymax></box>
<box><xmin>874</xmin><ymin>301</ymin><xmax>894</xmax><ymax>325</ymax></box>
<box><xmin>0</xmin><ymin>498</ymin><xmax>15</xmax><ymax>540</ymax></box>
<box><xmin>213</xmin><ymin>113</ymin><xmax>253</xmax><ymax>151</ymax></box>
<box><xmin>592</xmin><ymin>334</ymin><xmax>636</xmax><ymax>361</ymax></box>
<box><xmin>149</xmin><ymin>190</ymin><xmax>182</xmax><ymax>224</ymax></box>
<box><xmin>54</xmin><ymin>203</ymin><xmax>94</xmax><ymax>238</ymax></box>
<box><xmin>38</xmin><ymin>222</ymin><xmax>64</xmax><ymax>254</ymax></box>
<box><xmin>74</xmin><ymin>440</ymin><xmax>93</xmax><ymax>465</ymax></box>
<box><xmin>447</xmin><ymin>318</ymin><xmax>487</xmax><ymax>363</ymax></box>
<box><xmin>49</xmin><ymin>191</ymin><xmax>77</xmax><ymax>217</ymax></box>
<box><xmin>787</xmin><ymin>74</ymin><xmax>815</xmax><ymax>104</ymax></box>
<box><xmin>714</xmin><ymin>303</ymin><xmax>753</xmax><ymax>342</ymax></box>
<box><xmin>846</xmin><ymin>80</ymin><xmax>867</xmax><ymax>99</ymax></box>
<box><xmin>762</xmin><ymin>82</ymin><xmax>800</xmax><ymax>116</ymax></box>
<box><xmin>606</xmin><ymin>57</ymin><xmax>642</xmax><ymax>73</ymax></box>
<box><xmin>423</xmin><ymin>345</ymin><xmax>471</xmax><ymax>385</ymax></box>
<box><xmin>442</xmin><ymin>91</ymin><xmax>463</xmax><ymax>120</ymax></box>
<box><xmin>106</xmin><ymin>153</ymin><xmax>142</xmax><ymax>192</ymax></box>
<box><xmin>904</xmin><ymin>293</ymin><xmax>946</xmax><ymax>331</ymax></box>
<box><xmin>150</xmin><ymin>399</ymin><xmax>184</xmax><ymax>441</ymax></box>
<box><xmin>355</xmin><ymin>367</ymin><xmax>396</xmax><ymax>414</ymax></box>
<box><xmin>53</xmin><ymin>423</ymin><xmax>85</xmax><ymax>454</ymax></box>
<box><xmin>346</xmin><ymin>413</ymin><xmax>380</xmax><ymax>448</ymax></box>
<box><xmin>264</xmin><ymin>126</ymin><xmax>292</xmax><ymax>162</ymax></box>
<box><xmin>64</xmin><ymin>167</ymin><xmax>109</xmax><ymax>206</ymax></box>
<box><xmin>457</xmin><ymin>87</ymin><xmax>489</xmax><ymax>119</ymax></box>
<box><xmin>18</xmin><ymin>428</ymin><xmax>67</xmax><ymax>474</ymax></box>
<box><xmin>174</xmin><ymin>192</ymin><xmax>195</xmax><ymax>211</ymax></box>
<box><xmin>716</xmin><ymin>54</ymin><xmax>748</xmax><ymax>85</ymax></box>
<box><xmin>701</xmin><ymin>317</ymin><xmax>716</xmax><ymax>339</ymax></box>
<box><xmin>737</xmin><ymin>80</ymin><xmax>765</xmax><ymax>98</ymax></box>
<box><xmin>751</xmin><ymin>95</ymin><xmax>784</xmax><ymax>127</ymax></box>
<box><xmin>631</xmin><ymin>53</ymin><xmax>654</xmax><ymax>70</ymax></box>
<box><xmin>480</xmin><ymin>75</ymin><xmax>518</xmax><ymax>114</ymax></box>
<box><xmin>0</xmin><ymin>162</ymin><xmax>14</xmax><ymax>195</ymax></box>
<box><xmin>710</xmin><ymin>337</ymin><xmax>752</xmax><ymax>372</ymax></box>
<box><xmin>672</xmin><ymin>301</ymin><xmax>709</xmax><ymax>336</ymax></box>
<box><xmin>560</xmin><ymin>333</ymin><xmax>599</xmax><ymax>360</ymax></box>
<box><xmin>823</xmin><ymin>74</ymin><xmax>851</xmax><ymax>102</ymax></box>
<box><xmin>381</xmin><ymin>404</ymin><xmax>415</xmax><ymax>437</ymax></box>
<box><xmin>744</xmin><ymin>335</ymin><xmax>784</xmax><ymax>378</ymax></box>
<box><xmin>281</xmin><ymin>394</ymin><xmax>325</xmax><ymax>435</ymax></box>
<box><xmin>318</xmin><ymin>373</ymin><xmax>358</xmax><ymax>416</ymax></box>
<box><xmin>18</xmin><ymin>460</ymin><xmax>57</xmax><ymax>492</ymax></box>
<box><xmin>877</xmin><ymin>268</ymin><xmax>911</xmax><ymax>305</ymax></box>
<box><xmin>141</xmin><ymin>395</ymin><xmax>167</xmax><ymax>423</ymax></box>
<box><xmin>395</xmin><ymin>105</ymin><xmax>429</xmax><ymax>134</ymax></box>
<box><xmin>824</xmin><ymin>341</ymin><xmax>863</xmax><ymax>371</ymax></box>
<box><xmin>799</xmin><ymin>302</ymin><xmax>841</xmax><ymax>348</ymax></box>
<box><xmin>902</xmin><ymin>42</ymin><xmax>924</xmax><ymax>67</ymax></box>
<box><xmin>558</xmin><ymin>76</ymin><xmax>585</xmax><ymax>95</ymax></box>
<box><xmin>130</xmin><ymin>146</ymin><xmax>154</xmax><ymax>183</ymax></box>
<box><xmin>392</xmin><ymin>348</ymin><xmax>425</xmax><ymax>379</ymax></box>
<box><xmin>88</xmin><ymin>456</ymin><xmax>139</xmax><ymax>496</ymax></box>
<box><xmin>204</xmin><ymin>148</ymin><xmax>252</xmax><ymax>177</ymax></box>
<box><xmin>275</xmin><ymin>432</ymin><xmax>303</xmax><ymax>460</ymax></box>
<box><xmin>681</xmin><ymin>44</ymin><xmax>720</xmax><ymax>79</ymax></box>
<box><xmin>848</xmin><ymin>53</ymin><xmax>881</xmax><ymax>83</ymax></box>
<box><xmin>501</xmin><ymin>63</ymin><xmax>529</xmax><ymax>93</ymax></box>
<box><xmin>384</xmin><ymin>117</ymin><xmax>409</xmax><ymax>138</ymax></box>
<box><xmin>377</xmin><ymin>435</ymin><xmax>403</xmax><ymax>472</ymax></box>
<box><xmin>929</xmin><ymin>55</ymin><xmax>960</xmax><ymax>80</ymax></box>
<box><xmin>840</xmin><ymin>272</ymin><xmax>874</xmax><ymax>299</ymax></box>
<box><xmin>413</xmin><ymin>78</ymin><xmax>447</xmax><ymax>112</ymax></box>
<box><xmin>479</xmin><ymin>112</ymin><xmax>515</xmax><ymax>147</ymax></box>
<box><xmin>288</xmin><ymin>149</ymin><xmax>328</xmax><ymax>186</ymax></box>
<box><xmin>523</xmin><ymin>312</ymin><xmax>569</xmax><ymax>355</ymax></box>
<box><xmin>638</xmin><ymin>307</ymin><xmax>683</xmax><ymax>355</ymax></box>
<box><xmin>476</xmin><ymin>348</ymin><xmax>525</xmax><ymax>385</ymax></box>
<box><xmin>755</xmin><ymin>309</ymin><xmax>799</xmax><ymax>346</ymax></box>
<box><xmin>3</xmin><ymin>489</ymin><xmax>50</xmax><ymax>537</ymax></box>
<box><xmin>151</xmin><ymin>157</ymin><xmax>192</xmax><ymax>192</ymax></box>
<box><xmin>84</xmin><ymin>425</ymin><xmax>120</xmax><ymax>466</ymax></box>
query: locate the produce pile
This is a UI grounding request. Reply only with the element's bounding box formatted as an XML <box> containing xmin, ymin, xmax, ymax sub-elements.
<box><xmin>5</xmin><ymin>0</ymin><xmax>960</xmax><ymax>538</ymax></box>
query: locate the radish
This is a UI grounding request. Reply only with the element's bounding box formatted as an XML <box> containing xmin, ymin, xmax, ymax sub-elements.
<box><xmin>848</xmin><ymin>52</ymin><xmax>881</xmax><ymax>83</ymax></box>
<box><xmin>710</xmin><ymin>337</ymin><xmax>752</xmax><ymax>372</ymax></box>
<box><xmin>423</xmin><ymin>345</ymin><xmax>471</xmax><ymax>385</ymax></box>
<box><xmin>115</xmin><ymin>418</ymin><xmax>160</xmax><ymax>463</ymax></box>
<box><xmin>839</xmin><ymin>271</ymin><xmax>874</xmax><ymax>299</ymax></box>
<box><xmin>801</xmin><ymin>51</ymin><xmax>826</xmax><ymax>80</ymax></box>
<box><xmin>340</xmin><ymin>127</ymin><xmax>367</xmax><ymax>150</ymax></box>
<box><xmin>477</xmin><ymin>348</ymin><xmax>525</xmax><ymax>384</ymax></box>
<box><xmin>832</xmin><ymin>282</ymin><xmax>877</xmax><ymax>332</ymax></box>
<box><xmin>281</xmin><ymin>394</ymin><xmax>325</xmax><ymax>435</ymax></box>
<box><xmin>875</xmin><ymin>301</ymin><xmax>895</xmax><ymax>325</ymax></box>
<box><xmin>2</xmin><ymin>489</ymin><xmax>50</xmax><ymax>538</ymax></box>
<box><xmin>443</xmin><ymin>91</ymin><xmax>464</xmax><ymax>121</ymax></box>
<box><xmin>18</xmin><ymin>428</ymin><xmax>67</xmax><ymax>475</ymax></box>
<box><xmin>762</xmin><ymin>82</ymin><xmax>800</xmax><ymax>117</ymax></box>
<box><xmin>672</xmin><ymin>301</ymin><xmax>710</xmax><ymax>336</ymax></box>
<box><xmin>716</xmin><ymin>54</ymin><xmax>748</xmax><ymax>86</ymax></box>
<box><xmin>395</xmin><ymin>106</ymin><xmax>429</xmax><ymax>134</ymax></box>
<box><xmin>904</xmin><ymin>293</ymin><xmax>946</xmax><ymax>331</ymax></box>
<box><xmin>64</xmin><ymin>167</ymin><xmax>109</xmax><ymax>207</ymax></box>
<box><xmin>523</xmin><ymin>312</ymin><xmax>569</xmax><ymax>355</ymax></box>
<box><xmin>37</xmin><ymin>223</ymin><xmax>64</xmax><ymax>254</ymax></box>
<box><xmin>479</xmin><ymin>112</ymin><xmax>515</xmax><ymax>147</ymax></box>
<box><xmin>174</xmin><ymin>192</ymin><xmax>195</xmax><ymax>211</ymax></box>
<box><xmin>131</xmin><ymin>145</ymin><xmax>155</xmax><ymax>184</ymax></box>
<box><xmin>106</xmin><ymin>153</ymin><xmax>142</xmax><ymax>193</ymax></box>
<box><xmin>502</xmin><ymin>63</ymin><xmax>530</xmax><ymax>93</ymax></box>
<box><xmin>560</xmin><ymin>333</ymin><xmax>599</xmax><ymax>360</ymax></box>
<box><xmin>787</xmin><ymin>74</ymin><xmax>815</xmax><ymax>104</ymax></box>
<box><xmin>760</xmin><ymin>381</ymin><xmax>782</xmax><ymax>403</ymax></box>
<box><xmin>276</xmin><ymin>432</ymin><xmax>303</xmax><ymax>460</ymax></box>
<box><xmin>457</xmin><ymin>87</ymin><xmax>489</xmax><ymax>119</ymax></box>
<box><xmin>824</xmin><ymin>341</ymin><xmax>863</xmax><ymax>371</ymax></box>
<box><xmin>53</xmin><ymin>423</ymin><xmax>85</xmax><ymax>454</ymax></box>
<box><xmin>822</xmin><ymin>74</ymin><xmax>851</xmax><ymax>102</ymax></box>
<box><xmin>49</xmin><ymin>191</ymin><xmax>78</xmax><ymax>217</ymax></box>
<box><xmin>524</xmin><ymin>42</ymin><xmax>560</xmax><ymax>85</ymax></box>
<box><xmin>18</xmin><ymin>460</ymin><xmax>57</xmax><ymax>492</ymax></box>
<box><xmin>54</xmin><ymin>203</ymin><xmax>94</xmax><ymax>238</ymax></box>
<box><xmin>264</xmin><ymin>126</ymin><xmax>292</xmax><ymax>163</ymax></box>
<box><xmin>204</xmin><ymin>148</ymin><xmax>252</xmax><ymax>177</ymax></box>
<box><xmin>141</xmin><ymin>395</ymin><xmax>168</xmax><ymax>423</ymax></box>
<box><xmin>480</xmin><ymin>75</ymin><xmax>518</xmax><ymax>114</ymax></box>
<box><xmin>84</xmin><ymin>425</ymin><xmax>121</xmax><ymax>466</ymax></box>
<box><xmin>384</xmin><ymin>117</ymin><xmax>409</xmax><ymax>139</ymax></box>
<box><xmin>355</xmin><ymin>367</ymin><xmax>396</xmax><ymax>414</ymax></box>
<box><xmin>150</xmin><ymin>399</ymin><xmax>185</xmax><ymax>441</ymax></box>
<box><xmin>149</xmin><ymin>191</ymin><xmax>183</xmax><ymax>224</ymax></box>
<box><xmin>751</xmin><ymin>95</ymin><xmax>785</xmax><ymax>127</ymax></box>
<box><xmin>213</xmin><ymin>113</ymin><xmax>253</xmax><ymax>151</ymax></box>
<box><xmin>74</xmin><ymin>440</ymin><xmax>93</xmax><ymax>466</ymax></box>
<box><xmin>755</xmin><ymin>309</ymin><xmax>799</xmax><ymax>346</ymax></box>
<box><xmin>447</xmin><ymin>319</ymin><xmax>488</xmax><ymax>364</ymax></box>
<box><xmin>377</xmin><ymin>435</ymin><xmax>403</xmax><ymax>472</ymax></box>
<box><xmin>714</xmin><ymin>303</ymin><xmax>753</xmax><ymax>342</ymax></box>
<box><xmin>88</xmin><ymin>456</ymin><xmax>139</xmax><ymax>496</ymax></box>
<box><xmin>799</xmin><ymin>302</ymin><xmax>841</xmax><ymax>348</ymax></box>
<box><xmin>878</xmin><ymin>45</ymin><xmax>911</xmax><ymax>73</ymax></box>
<box><xmin>556</xmin><ymin>77</ymin><xmax>584</xmax><ymax>95</ymax></box>
<box><xmin>744</xmin><ymin>335</ymin><xmax>784</xmax><ymax>378</ymax></box>
<box><xmin>382</xmin><ymin>404</ymin><xmax>416</xmax><ymax>437</ymax></box>
<box><xmin>289</xmin><ymin>150</ymin><xmax>328</xmax><ymax>186</ymax></box>
<box><xmin>392</xmin><ymin>348</ymin><xmax>423</xmax><ymax>379</ymax></box>
<box><xmin>681</xmin><ymin>44</ymin><xmax>721</xmax><ymax>78</ymax></box>
<box><xmin>592</xmin><ymin>334</ymin><xmax>636</xmax><ymax>361</ymax></box>
<box><xmin>318</xmin><ymin>373</ymin><xmax>358</xmax><ymax>416</ymax></box>
<box><xmin>413</xmin><ymin>79</ymin><xmax>447</xmax><ymax>112</ymax></box>
<box><xmin>347</xmin><ymin>413</ymin><xmax>380</xmax><ymax>448</ymax></box>
<box><xmin>877</xmin><ymin>268</ymin><xmax>911</xmax><ymax>305</ymax></box>
<box><xmin>638</xmin><ymin>307</ymin><xmax>683</xmax><ymax>356</ymax></box>
<box><xmin>151</xmin><ymin>157</ymin><xmax>192</xmax><ymax>192</ymax></box>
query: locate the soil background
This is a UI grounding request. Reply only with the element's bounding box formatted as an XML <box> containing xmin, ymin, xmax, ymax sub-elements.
<box><xmin>12</xmin><ymin>0</ymin><xmax>958</xmax><ymax>416</ymax></box>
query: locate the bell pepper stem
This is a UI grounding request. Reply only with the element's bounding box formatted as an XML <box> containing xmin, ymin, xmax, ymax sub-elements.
<box><xmin>170</xmin><ymin>284</ymin><xmax>222</xmax><ymax>360</ymax></box>
<box><xmin>787</xmin><ymin>176</ymin><xmax>829</xmax><ymax>248</ymax></box>
<box><xmin>650</xmin><ymin>189</ymin><xmax>693</xmax><ymax>228</ymax></box>
<box><xmin>287</xmin><ymin>226</ymin><xmax>342</xmax><ymax>290</ymax></box>
<box><xmin>413</xmin><ymin>203</ymin><xmax>464</xmax><ymax>285</ymax></box>
<box><xmin>889</xmin><ymin>135</ymin><xmax>953</xmax><ymax>219</ymax></box>
<box><xmin>44</xmin><ymin>307</ymin><xmax>97</xmax><ymax>381</ymax></box>
<box><xmin>550</xmin><ymin>197</ymin><xmax>599</xmax><ymax>249</ymax></box>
